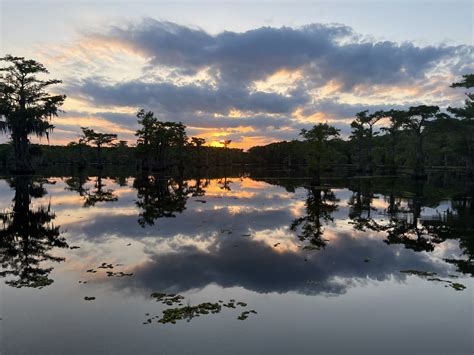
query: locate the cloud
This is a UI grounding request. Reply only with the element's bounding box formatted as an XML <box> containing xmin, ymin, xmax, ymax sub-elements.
<box><xmin>103</xmin><ymin>19</ymin><xmax>471</xmax><ymax>89</ymax></box>
<box><xmin>38</xmin><ymin>19</ymin><xmax>474</xmax><ymax>148</ymax></box>
<box><xmin>111</xmin><ymin>231</ymin><xmax>448</xmax><ymax>296</ymax></box>
<box><xmin>69</xmin><ymin>78</ymin><xmax>307</xmax><ymax>115</ymax></box>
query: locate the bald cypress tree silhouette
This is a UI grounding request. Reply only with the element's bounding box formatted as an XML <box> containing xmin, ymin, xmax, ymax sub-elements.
<box><xmin>0</xmin><ymin>177</ymin><xmax>68</xmax><ymax>288</ymax></box>
<box><xmin>0</xmin><ymin>55</ymin><xmax>65</xmax><ymax>173</ymax></box>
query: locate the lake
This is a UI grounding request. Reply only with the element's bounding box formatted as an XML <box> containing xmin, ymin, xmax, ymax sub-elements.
<box><xmin>0</xmin><ymin>170</ymin><xmax>472</xmax><ymax>355</ymax></box>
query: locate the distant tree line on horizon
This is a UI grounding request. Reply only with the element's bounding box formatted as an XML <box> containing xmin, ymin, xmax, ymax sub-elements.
<box><xmin>1</xmin><ymin>55</ymin><xmax>472</xmax><ymax>179</ymax></box>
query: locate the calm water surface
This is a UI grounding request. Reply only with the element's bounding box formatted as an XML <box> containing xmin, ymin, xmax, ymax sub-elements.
<box><xmin>0</xmin><ymin>171</ymin><xmax>472</xmax><ymax>355</ymax></box>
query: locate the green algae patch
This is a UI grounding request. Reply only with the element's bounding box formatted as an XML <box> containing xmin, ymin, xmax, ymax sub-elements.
<box><xmin>451</xmin><ymin>282</ymin><xmax>466</xmax><ymax>291</ymax></box>
<box><xmin>151</xmin><ymin>292</ymin><xmax>185</xmax><ymax>306</ymax></box>
<box><xmin>158</xmin><ymin>302</ymin><xmax>222</xmax><ymax>324</ymax></box>
<box><xmin>237</xmin><ymin>309</ymin><xmax>257</xmax><ymax>320</ymax></box>
<box><xmin>146</xmin><ymin>293</ymin><xmax>256</xmax><ymax>326</ymax></box>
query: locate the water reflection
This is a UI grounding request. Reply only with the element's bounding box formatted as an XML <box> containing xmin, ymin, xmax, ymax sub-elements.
<box><xmin>134</xmin><ymin>174</ymin><xmax>188</xmax><ymax>227</ymax></box>
<box><xmin>1</xmin><ymin>171</ymin><xmax>472</xmax><ymax>355</ymax></box>
<box><xmin>290</xmin><ymin>185</ymin><xmax>338</xmax><ymax>250</ymax></box>
<box><xmin>347</xmin><ymin>178</ymin><xmax>474</xmax><ymax>268</ymax></box>
<box><xmin>65</xmin><ymin>172</ymin><xmax>118</xmax><ymax>207</ymax></box>
<box><xmin>1</xmin><ymin>171</ymin><xmax>472</xmax><ymax>293</ymax></box>
<box><xmin>0</xmin><ymin>176</ymin><xmax>67</xmax><ymax>288</ymax></box>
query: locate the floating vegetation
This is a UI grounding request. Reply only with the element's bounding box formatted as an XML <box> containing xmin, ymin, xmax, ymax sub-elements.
<box><xmin>400</xmin><ymin>270</ymin><xmax>466</xmax><ymax>291</ymax></box>
<box><xmin>237</xmin><ymin>311</ymin><xmax>250</xmax><ymax>320</ymax></box>
<box><xmin>98</xmin><ymin>263</ymin><xmax>114</xmax><ymax>269</ymax></box>
<box><xmin>158</xmin><ymin>303</ymin><xmax>222</xmax><ymax>324</ymax></box>
<box><xmin>451</xmin><ymin>283</ymin><xmax>466</xmax><ymax>291</ymax></box>
<box><xmin>220</xmin><ymin>229</ymin><xmax>233</xmax><ymax>235</ymax></box>
<box><xmin>86</xmin><ymin>269</ymin><xmax>97</xmax><ymax>273</ymax></box>
<box><xmin>146</xmin><ymin>294</ymin><xmax>256</xmax><ymax>325</ymax></box>
<box><xmin>151</xmin><ymin>292</ymin><xmax>185</xmax><ymax>306</ymax></box>
<box><xmin>106</xmin><ymin>271</ymin><xmax>133</xmax><ymax>277</ymax></box>
<box><xmin>237</xmin><ymin>310</ymin><xmax>257</xmax><ymax>320</ymax></box>
<box><xmin>78</xmin><ymin>280</ymin><xmax>88</xmax><ymax>284</ymax></box>
<box><xmin>69</xmin><ymin>246</ymin><xmax>81</xmax><ymax>250</ymax></box>
<box><xmin>84</xmin><ymin>297</ymin><xmax>96</xmax><ymax>301</ymax></box>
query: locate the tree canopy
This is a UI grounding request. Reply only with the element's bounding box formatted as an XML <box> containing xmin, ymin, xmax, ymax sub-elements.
<box><xmin>0</xmin><ymin>55</ymin><xmax>65</xmax><ymax>172</ymax></box>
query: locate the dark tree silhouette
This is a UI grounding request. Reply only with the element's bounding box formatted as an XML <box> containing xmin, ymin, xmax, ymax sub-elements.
<box><xmin>64</xmin><ymin>173</ymin><xmax>89</xmax><ymax>197</ymax></box>
<box><xmin>80</xmin><ymin>127</ymin><xmax>117</xmax><ymax>167</ymax></box>
<box><xmin>403</xmin><ymin>105</ymin><xmax>443</xmax><ymax>178</ymax></box>
<box><xmin>354</xmin><ymin>111</ymin><xmax>380</xmax><ymax>173</ymax></box>
<box><xmin>82</xmin><ymin>174</ymin><xmax>118</xmax><ymax>207</ymax></box>
<box><xmin>135</xmin><ymin>109</ymin><xmax>188</xmax><ymax>171</ymax></box>
<box><xmin>448</xmin><ymin>74</ymin><xmax>474</xmax><ymax>174</ymax></box>
<box><xmin>290</xmin><ymin>185</ymin><xmax>339</xmax><ymax>250</ymax></box>
<box><xmin>67</xmin><ymin>138</ymin><xmax>88</xmax><ymax>168</ymax></box>
<box><xmin>300</xmin><ymin>123</ymin><xmax>340</xmax><ymax>184</ymax></box>
<box><xmin>0</xmin><ymin>176</ymin><xmax>67</xmax><ymax>288</ymax></box>
<box><xmin>190</xmin><ymin>137</ymin><xmax>207</xmax><ymax>166</ymax></box>
<box><xmin>348</xmin><ymin>180</ymin><xmax>453</xmax><ymax>253</ymax></box>
<box><xmin>348</xmin><ymin>179</ymin><xmax>377</xmax><ymax>231</ymax></box>
<box><xmin>379</xmin><ymin>109</ymin><xmax>407</xmax><ymax>174</ymax></box>
<box><xmin>350</xmin><ymin>118</ymin><xmax>368</xmax><ymax>173</ymax></box>
<box><xmin>134</xmin><ymin>174</ymin><xmax>188</xmax><ymax>227</ymax></box>
<box><xmin>65</xmin><ymin>173</ymin><xmax>117</xmax><ymax>207</ymax></box>
<box><xmin>218</xmin><ymin>176</ymin><xmax>232</xmax><ymax>191</ymax></box>
<box><xmin>0</xmin><ymin>55</ymin><xmax>66</xmax><ymax>173</ymax></box>
<box><xmin>189</xmin><ymin>176</ymin><xmax>208</xmax><ymax>197</ymax></box>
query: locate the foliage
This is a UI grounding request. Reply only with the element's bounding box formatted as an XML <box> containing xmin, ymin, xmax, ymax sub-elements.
<box><xmin>80</xmin><ymin>127</ymin><xmax>117</xmax><ymax>166</ymax></box>
<box><xmin>0</xmin><ymin>55</ymin><xmax>65</xmax><ymax>172</ymax></box>
<box><xmin>299</xmin><ymin>123</ymin><xmax>340</xmax><ymax>182</ymax></box>
<box><xmin>0</xmin><ymin>176</ymin><xmax>68</xmax><ymax>288</ymax></box>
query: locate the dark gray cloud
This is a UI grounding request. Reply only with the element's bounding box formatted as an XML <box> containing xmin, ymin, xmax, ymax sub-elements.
<box><xmin>71</xmin><ymin>79</ymin><xmax>307</xmax><ymax>115</ymax></box>
<box><xmin>112</xmin><ymin>232</ymin><xmax>449</xmax><ymax>296</ymax></box>
<box><xmin>105</xmin><ymin>19</ymin><xmax>471</xmax><ymax>89</ymax></box>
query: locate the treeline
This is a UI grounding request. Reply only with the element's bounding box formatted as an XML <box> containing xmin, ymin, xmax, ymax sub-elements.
<box><xmin>250</xmin><ymin>74</ymin><xmax>473</xmax><ymax>180</ymax></box>
<box><xmin>248</xmin><ymin>118</ymin><xmax>469</xmax><ymax>169</ymax></box>
<box><xmin>0</xmin><ymin>55</ymin><xmax>472</xmax><ymax>178</ymax></box>
<box><xmin>0</xmin><ymin>142</ymin><xmax>249</xmax><ymax>171</ymax></box>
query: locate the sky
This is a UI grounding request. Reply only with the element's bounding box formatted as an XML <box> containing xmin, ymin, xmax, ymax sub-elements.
<box><xmin>1</xmin><ymin>0</ymin><xmax>473</xmax><ymax>149</ymax></box>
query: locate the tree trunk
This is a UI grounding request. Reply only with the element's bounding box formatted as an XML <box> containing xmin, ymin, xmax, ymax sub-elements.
<box><xmin>357</xmin><ymin>144</ymin><xmax>363</xmax><ymax>173</ymax></box>
<box><xmin>366</xmin><ymin>128</ymin><xmax>373</xmax><ymax>174</ymax></box>
<box><xmin>97</xmin><ymin>145</ymin><xmax>103</xmax><ymax>169</ymax></box>
<box><xmin>413</xmin><ymin>132</ymin><xmax>426</xmax><ymax>179</ymax></box>
<box><xmin>389</xmin><ymin>133</ymin><xmax>397</xmax><ymax>175</ymax></box>
<box><xmin>466</xmin><ymin>138</ymin><xmax>473</xmax><ymax>176</ymax></box>
<box><xmin>13</xmin><ymin>132</ymin><xmax>33</xmax><ymax>174</ymax></box>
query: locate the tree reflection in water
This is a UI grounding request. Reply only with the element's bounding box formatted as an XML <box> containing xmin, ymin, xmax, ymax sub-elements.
<box><xmin>0</xmin><ymin>176</ymin><xmax>67</xmax><ymax>288</ymax></box>
<box><xmin>134</xmin><ymin>174</ymin><xmax>188</xmax><ymax>227</ymax></box>
<box><xmin>347</xmin><ymin>178</ymin><xmax>473</xmax><ymax>272</ymax></box>
<box><xmin>290</xmin><ymin>184</ymin><xmax>339</xmax><ymax>250</ymax></box>
<box><xmin>65</xmin><ymin>172</ymin><xmax>118</xmax><ymax>207</ymax></box>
